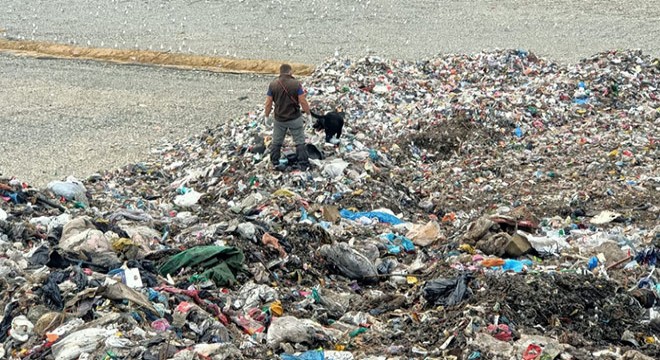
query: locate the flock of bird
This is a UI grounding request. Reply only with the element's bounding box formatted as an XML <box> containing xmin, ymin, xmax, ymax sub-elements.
<box><xmin>4</xmin><ymin>0</ymin><xmax>382</xmax><ymax>58</ymax></box>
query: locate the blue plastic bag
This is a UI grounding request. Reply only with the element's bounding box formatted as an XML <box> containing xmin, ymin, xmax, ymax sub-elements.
<box><xmin>380</xmin><ymin>233</ymin><xmax>415</xmax><ymax>254</ymax></box>
<box><xmin>281</xmin><ymin>350</ymin><xmax>324</xmax><ymax>360</ymax></box>
<box><xmin>501</xmin><ymin>259</ymin><xmax>533</xmax><ymax>273</ymax></box>
<box><xmin>300</xmin><ymin>207</ymin><xmax>317</xmax><ymax>223</ymax></box>
<box><xmin>340</xmin><ymin>209</ymin><xmax>404</xmax><ymax>225</ymax></box>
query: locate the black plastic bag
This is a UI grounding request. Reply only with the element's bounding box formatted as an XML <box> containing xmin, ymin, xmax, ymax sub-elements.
<box><xmin>40</xmin><ymin>273</ymin><xmax>64</xmax><ymax>311</ymax></box>
<box><xmin>0</xmin><ymin>301</ymin><xmax>19</xmax><ymax>342</ymax></box>
<box><xmin>422</xmin><ymin>273</ymin><xmax>471</xmax><ymax>306</ymax></box>
<box><xmin>28</xmin><ymin>245</ymin><xmax>51</xmax><ymax>266</ymax></box>
<box><xmin>319</xmin><ymin>242</ymin><xmax>378</xmax><ymax>283</ymax></box>
<box><xmin>126</xmin><ymin>259</ymin><xmax>159</xmax><ymax>288</ymax></box>
<box><xmin>70</xmin><ymin>266</ymin><xmax>89</xmax><ymax>291</ymax></box>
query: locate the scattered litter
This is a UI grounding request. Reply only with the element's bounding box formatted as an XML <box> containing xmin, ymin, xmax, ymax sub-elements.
<box><xmin>1</xmin><ymin>48</ymin><xmax>659</xmax><ymax>358</ymax></box>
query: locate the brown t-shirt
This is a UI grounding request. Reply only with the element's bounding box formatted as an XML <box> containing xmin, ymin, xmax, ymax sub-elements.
<box><xmin>267</xmin><ymin>74</ymin><xmax>304</xmax><ymax>121</ymax></box>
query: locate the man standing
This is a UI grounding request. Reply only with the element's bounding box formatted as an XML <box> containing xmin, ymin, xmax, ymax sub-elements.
<box><xmin>264</xmin><ymin>64</ymin><xmax>311</xmax><ymax>171</ymax></box>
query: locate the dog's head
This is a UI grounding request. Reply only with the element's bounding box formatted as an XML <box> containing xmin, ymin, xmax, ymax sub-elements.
<box><xmin>311</xmin><ymin>111</ymin><xmax>325</xmax><ymax>130</ymax></box>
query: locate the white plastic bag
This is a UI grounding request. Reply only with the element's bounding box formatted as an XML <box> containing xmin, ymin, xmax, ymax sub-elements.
<box><xmin>52</xmin><ymin>328</ymin><xmax>115</xmax><ymax>360</ymax></box>
<box><xmin>174</xmin><ymin>189</ymin><xmax>203</xmax><ymax>207</ymax></box>
<box><xmin>322</xmin><ymin>159</ymin><xmax>350</xmax><ymax>178</ymax></box>
<box><xmin>47</xmin><ymin>176</ymin><xmax>88</xmax><ymax>205</ymax></box>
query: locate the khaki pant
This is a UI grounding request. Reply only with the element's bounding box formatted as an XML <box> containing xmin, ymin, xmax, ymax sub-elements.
<box><xmin>270</xmin><ymin>116</ymin><xmax>309</xmax><ymax>166</ymax></box>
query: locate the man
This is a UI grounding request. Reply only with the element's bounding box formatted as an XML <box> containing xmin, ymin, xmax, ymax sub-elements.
<box><xmin>264</xmin><ymin>64</ymin><xmax>311</xmax><ymax>171</ymax></box>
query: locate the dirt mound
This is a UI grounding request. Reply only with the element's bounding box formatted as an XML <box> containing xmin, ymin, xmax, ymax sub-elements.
<box><xmin>475</xmin><ymin>274</ymin><xmax>657</xmax><ymax>346</ymax></box>
<box><xmin>404</xmin><ymin>116</ymin><xmax>503</xmax><ymax>161</ymax></box>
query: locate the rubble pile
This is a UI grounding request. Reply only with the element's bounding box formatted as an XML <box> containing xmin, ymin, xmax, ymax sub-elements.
<box><xmin>0</xmin><ymin>49</ymin><xmax>659</xmax><ymax>359</ymax></box>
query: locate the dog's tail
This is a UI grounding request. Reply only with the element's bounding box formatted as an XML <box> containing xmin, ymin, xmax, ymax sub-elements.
<box><xmin>310</xmin><ymin>111</ymin><xmax>323</xmax><ymax>119</ymax></box>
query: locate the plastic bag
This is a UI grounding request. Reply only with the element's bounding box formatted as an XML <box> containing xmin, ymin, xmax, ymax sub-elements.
<box><xmin>28</xmin><ymin>245</ymin><xmax>51</xmax><ymax>266</ymax></box>
<box><xmin>487</xmin><ymin>323</ymin><xmax>513</xmax><ymax>342</ymax></box>
<box><xmin>501</xmin><ymin>259</ymin><xmax>533</xmax><ymax>273</ymax></box>
<box><xmin>266</xmin><ymin>316</ymin><xmax>330</xmax><ymax>347</ymax></box>
<box><xmin>237</xmin><ymin>222</ymin><xmax>256</xmax><ymax>240</ymax></box>
<box><xmin>590</xmin><ymin>210</ymin><xmax>622</xmax><ymax>225</ymax></box>
<box><xmin>51</xmin><ymin>328</ymin><xmax>115</xmax><ymax>360</ymax></box>
<box><xmin>405</xmin><ymin>221</ymin><xmax>442</xmax><ymax>246</ymax></box>
<box><xmin>47</xmin><ymin>177</ymin><xmax>88</xmax><ymax>206</ymax></box>
<box><xmin>339</xmin><ymin>209</ymin><xmax>404</xmax><ymax>225</ymax></box>
<box><xmin>0</xmin><ymin>301</ymin><xmax>18</xmax><ymax>342</ymax></box>
<box><xmin>319</xmin><ymin>242</ymin><xmax>378</xmax><ymax>282</ymax></box>
<box><xmin>380</xmin><ymin>233</ymin><xmax>415</xmax><ymax>254</ymax></box>
<box><xmin>174</xmin><ymin>189</ymin><xmax>203</xmax><ymax>207</ymax></box>
<box><xmin>322</xmin><ymin>159</ymin><xmax>349</xmax><ymax>178</ymax></box>
<box><xmin>422</xmin><ymin>273</ymin><xmax>471</xmax><ymax>306</ymax></box>
<box><xmin>377</xmin><ymin>258</ymin><xmax>398</xmax><ymax>274</ymax></box>
<box><xmin>280</xmin><ymin>349</ymin><xmax>358</xmax><ymax>360</ymax></box>
<box><xmin>41</xmin><ymin>272</ymin><xmax>65</xmax><ymax>310</ymax></box>
<box><xmin>159</xmin><ymin>245</ymin><xmax>245</xmax><ymax>287</ymax></box>
<box><xmin>281</xmin><ymin>350</ymin><xmax>325</xmax><ymax>360</ymax></box>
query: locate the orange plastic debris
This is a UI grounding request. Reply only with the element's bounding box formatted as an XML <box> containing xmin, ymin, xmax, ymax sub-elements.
<box><xmin>262</xmin><ymin>233</ymin><xmax>287</xmax><ymax>258</ymax></box>
<box><xmin>481</xmin><ymin>258</ymin><xmax>506</xmax><ymax>267</ymax></box>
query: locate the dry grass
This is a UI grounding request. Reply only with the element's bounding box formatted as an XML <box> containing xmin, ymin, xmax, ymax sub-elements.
<box><xmin>0</xmin><ymin>39</ymin><xmax>315</xmax><ymax>75</ymax></box>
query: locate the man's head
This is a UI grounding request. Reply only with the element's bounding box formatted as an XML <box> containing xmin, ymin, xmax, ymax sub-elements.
<box><xmin>279</xmin><ymin>64</ymin><xmax>293</xmax><ymax>75</ymax></box>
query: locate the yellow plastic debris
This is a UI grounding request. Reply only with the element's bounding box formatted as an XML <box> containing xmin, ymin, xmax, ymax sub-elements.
<box><xmin>269</xmin><ymin>301</ymin><xmax>283</xmax><ymax>317</ymax></box>
<box><xmin>459</xmin><ymin>244</ymin><xmax>476</xmax><ymax>254</ymax></box>
<box><xmin>112</xmin><ymin>238</ymin><xmax>136</xmax><ymax>252</ymax></box>
<box><xmin>273</xmin><ymin>188</ymin><xmax>298</xmax><ymax>197</ymax></box>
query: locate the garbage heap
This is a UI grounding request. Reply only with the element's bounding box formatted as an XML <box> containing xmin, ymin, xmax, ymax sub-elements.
<box><xmin>1</xmin><ymin>49</ymin><xmax>659</xmax><ymax>360</ymax></box>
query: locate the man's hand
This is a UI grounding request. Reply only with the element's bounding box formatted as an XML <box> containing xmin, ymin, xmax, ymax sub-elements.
<box><xmin>303</xmin><ymin>113</ymin><xmax>313</xmax><ymax>131</ymax></box>
<box><xmin>261</xmin><ymin>111</ymin><xmax>273</xmax><ymax>126</ymax></box>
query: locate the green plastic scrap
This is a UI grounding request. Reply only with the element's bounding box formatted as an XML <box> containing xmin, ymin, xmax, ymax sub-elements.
<box><xmin>189</xmin><ymin>274</ymin><xmax>209</xmax><ymax>283</ymax></box>
<box><xmin>311</xmin><ymin>287</ymin><xmax>321</xmax><ymax>303</ymax></box>
<box><xmin>349</xmin><ymin>327</ymin><xmax>368</xmax><ymax>338</ymax></box>
<box><xmin>159</xmin><ymin>245</ymin><xmax>245</xmax><ymax>287</ymax></box>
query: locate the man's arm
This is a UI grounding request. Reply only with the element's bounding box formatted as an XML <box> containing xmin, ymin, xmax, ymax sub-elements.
<box><xmin>264</xmin><ymin>96</ymin><xmax>273</xmax><ymax>118</ymax></box>
<box><xmin>296</xmin><ymin>83</ymin><xmax>311</xmax><ymax>116</ymax></box>
<box><xmin>298</xmin><ymin>93</ymin><xmax>310</xmax><ymax>116</ymax></box>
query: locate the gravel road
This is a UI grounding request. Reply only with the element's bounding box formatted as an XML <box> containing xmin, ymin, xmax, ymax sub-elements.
<box><xmin>1</xmin><ymin>0</ymin><xmax>659</xmax><ymax>186</ymax></box>
<box><xmin>0</xmin><ymin>54</ymin><xmax>267</xmax><ymax>185</ymax></box>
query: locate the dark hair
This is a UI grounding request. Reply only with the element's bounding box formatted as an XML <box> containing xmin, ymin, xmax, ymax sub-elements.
<box><xmin>279</xmin><ymin>64</ymin><xmax>292</xmax><ymax>74</ymax></box>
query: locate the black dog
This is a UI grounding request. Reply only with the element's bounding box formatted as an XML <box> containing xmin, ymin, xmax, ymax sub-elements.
<box><xmin>311</xmin><ymin>110</ymin><xmax>345</xmax><ymax>143</ymax></box>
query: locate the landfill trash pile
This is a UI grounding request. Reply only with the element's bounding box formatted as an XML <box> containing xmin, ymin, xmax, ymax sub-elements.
<box><xmin>1</xmin><ymin>49</ymin><xmax>659</xmax><ymax>359</ymax></box>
